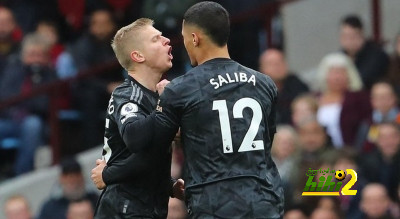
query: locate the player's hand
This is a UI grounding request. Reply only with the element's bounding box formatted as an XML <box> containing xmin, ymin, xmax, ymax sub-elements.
<box><xmin>156</xmin><ymin>79</ymin><xmax>170</xmax><ymax>95</ymax></box>
<box><xmin>91</xmin><ymin>159</ymin><xmax>107</xmax><ymax>190</ymax></box>
<box><xmin>172</xmin><ymin>178</ymin><xmax>185</xmax><ymax>200</ymax></box>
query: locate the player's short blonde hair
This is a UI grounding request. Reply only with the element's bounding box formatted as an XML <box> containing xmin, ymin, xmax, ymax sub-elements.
<box><xmin>111</xmin><ymin>18</ymin><xmax>154</xmax><ymax>70</ymax></box>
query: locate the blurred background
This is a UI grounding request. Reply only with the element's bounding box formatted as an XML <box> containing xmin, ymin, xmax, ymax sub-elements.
<box><xmin>0</xmin><ymin>0</ymin><xmax>399</xmax><ymax>218</ymax></box>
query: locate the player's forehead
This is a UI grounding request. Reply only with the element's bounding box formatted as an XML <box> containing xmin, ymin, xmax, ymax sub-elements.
<box><xmin>140</xmin><ymin>25</ymin><xmax>161</xmax><ymax>40</ymax></box>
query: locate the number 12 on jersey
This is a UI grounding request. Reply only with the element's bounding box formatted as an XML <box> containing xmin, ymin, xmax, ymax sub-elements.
<box><xmin>213</xmin><ymin>98</ymin><xmax>264</xmax><ymax>153</ymax></box>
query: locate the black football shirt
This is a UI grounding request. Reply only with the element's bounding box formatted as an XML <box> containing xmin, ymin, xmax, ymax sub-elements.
<box><xmin>101</xmin><ymin>75</ymin><xmax>171</xmax><ymax>218</ymax></box>
<box><xmin>155</xmin><ymin>58</ymin><xmax>284</xmax><ymax>216</ymax></box>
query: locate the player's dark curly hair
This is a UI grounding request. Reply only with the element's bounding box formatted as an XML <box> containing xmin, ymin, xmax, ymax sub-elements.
<box><xmin>183</xmin><ymin>1</ymin><xmax>230</xmax><ymax>47</ymax></box>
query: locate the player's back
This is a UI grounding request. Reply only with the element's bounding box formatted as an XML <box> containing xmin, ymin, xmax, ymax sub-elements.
<box><xmin>162</xmin><ymin>58</ymin><xmax>284</xmax><ymax>217</ymax></box>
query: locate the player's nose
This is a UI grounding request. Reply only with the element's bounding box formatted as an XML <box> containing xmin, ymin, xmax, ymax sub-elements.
<box><xmin>162</xmin><ymin>36</ymin><xmax>170</xmax><ymax>45</ymax></box>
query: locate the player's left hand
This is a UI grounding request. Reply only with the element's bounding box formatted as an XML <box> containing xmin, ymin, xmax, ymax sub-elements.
<box><xmin>172</xmin><ymin>178</ymin><xmax>185</xmax><ymax>200</ymax></box>
<box><xmin>91</xmin><ymin>159</ymin><xmax>107</xmax><ymax>190</ymax></box>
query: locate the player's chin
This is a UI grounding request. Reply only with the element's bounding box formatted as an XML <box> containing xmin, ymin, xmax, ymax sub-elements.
<box><xmin>162</xmin><ymin>61</ymin><xmax>173</xmax><ymax>71</ymax></box>
<box><xmin>167</xmin><ymin>60</ymin><xmax>173</xmax><ymax>68</ymax></box>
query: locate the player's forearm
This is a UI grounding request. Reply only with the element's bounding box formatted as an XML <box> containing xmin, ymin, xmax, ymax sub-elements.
<box><xmin>122</xmin><ymin>113</ymin><xmax>155</xmax><ymax>153</ymax></box>
<box><xmin>102</xmin><ymin>152</ymin><xmax>155</xmax><ymax>184</ymax></box>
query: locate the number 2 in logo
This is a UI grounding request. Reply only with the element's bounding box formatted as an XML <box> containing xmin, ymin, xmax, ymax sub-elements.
<box><xmin>213</xmin><ymin>97</ymin><xmax>264</xmax><ymax>153</ymax></box>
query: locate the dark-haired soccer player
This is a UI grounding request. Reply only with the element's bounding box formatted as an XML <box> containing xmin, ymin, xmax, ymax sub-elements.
<box><xmin>91</xmin><ymin>18</ymin><xmax>183</xmax><ymax>219</ymax></box>
<box><xmin>153</xmin><ymin>2</ymin><xmax>284</xmax><ymax>217</ymax></box>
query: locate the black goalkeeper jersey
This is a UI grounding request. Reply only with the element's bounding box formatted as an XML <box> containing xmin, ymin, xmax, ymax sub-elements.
<box><xmin>100</xmin><ymin>75</ymin><xmax>171</xmax><ymax>218</ymax></box>
<box><xmin>155</xmin><ymin>58</ymin><xmax>284</xmax><ymax>217</ymax></box>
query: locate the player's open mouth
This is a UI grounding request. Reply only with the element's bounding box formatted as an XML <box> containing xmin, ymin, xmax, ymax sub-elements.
<box><xmin>168</xmin><ymin>46</ymin><xmax>173</xmax><ymax>60</ymax></box>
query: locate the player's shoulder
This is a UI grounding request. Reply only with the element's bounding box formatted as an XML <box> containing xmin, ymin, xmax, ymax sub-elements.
<box><xmin>112</xmin><ymin>79</ymin><xmax>146</xmax><ymax>103</ymax></box>
<box><xmin>237</xmin><ymin>63</ymin><xmax>276</xmax><ymax>86</ymax></box>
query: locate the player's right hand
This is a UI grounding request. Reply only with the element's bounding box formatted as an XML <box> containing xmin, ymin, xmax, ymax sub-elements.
<box><xmin>172</xmin><ymin>178</ymin><xmax>185</xmax><ymax>200</ymax></box>
<box><xmin>91</xmin><ymin>159</ymin><xmax>107</xmax><ymax>190</ymax></box>
<box><xmin>156</xmin><ymin>79</ymin><xmax>170</xmax><ymax>95</ymax></box>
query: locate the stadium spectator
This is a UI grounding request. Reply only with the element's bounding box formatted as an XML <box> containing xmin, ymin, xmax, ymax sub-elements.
<box><xmin>0</xmin><ymin>6</ymin><xmax>22</xmax><ymax>79</ymax></box>
<box><xmin>316</xmin><ymin>52</ymin><xmax>371</xmax><ymax>148</ymax></box>
<box><xmin>332</xmin><ymin>148</ymin><xmax>365</xmax><ymax>218</ymax></box>
<box><xmin>66</xmin><ymin>198</ymin><xmax>94</xmax><ymax>219</ymax></box>
<box><xmin>0</xmin><ymin>33</ymin><xmax>57</xmax><ymax>176</ymax></box>
<box><xmin>271</xmin><ymin>125</ymin><xmax>298</xmax><ymax>208</ymax></box>
<box><xmin>35</xmin><ymin>20</ymin><xmax>77</xmax><ymax>79</ymax></box>
<box><xmin>259</xmin><ymin>48</ymin><xmax>309</xmax><ymax>124</ymax></box>
<box><xmin>69</xmin><ymin>8</ymin><xmax>123</xmax><ymax>149</ymax></box>
<box><xmin>359</xmin><ymin>183</ymin><xmax>395</xmax><ymax>219</ymax></box>
<box><xmin>37</xmin><ymin>158</ymin><xmax>98</xmax><ymax>219</ymax></box>
<box><xmin>358</xmin><ymin>81</ymin><xmax>400</xmax><ymax>151</ymax></box>
<box><xmin>4</xmin><ymin>195</ymin><xmax>32</xmax><ymax>219</ymax></box>
<box><xmin>291</xmin><ymin>117</ymin><xmax>333</xmax><ymax>207</ymax></box>
<box><xmin>359</xmin><ymin>122</ymin><xmax>400</xmax><ymax>201</ymax></box>
<box><xmin>310</xmin><ymin>208</ymin><xmax>339</xmax><ymax>219</ymax></box>
<box><xmin>283</xmin><ymin>205</ymin><xmax>308</xmax><ymax>219</ymax></box>
<box><xmin>317</xmin><ymin>197</ymin><xmax>341</xmax><ymax>213</ymax></box>
<box><xmin>339</xmin><ymin>14</ymin><xmax>389</xmax><ymax>89</ymax></box>
<box><xmin>386</xmin><ymin>31</ymin><xmax>400</xmax><ymax>98</ymax></box>
<box><xmin>291</xmin><ymin>93</ymin><xmax>319</xmax><ymax>128</ymax></box>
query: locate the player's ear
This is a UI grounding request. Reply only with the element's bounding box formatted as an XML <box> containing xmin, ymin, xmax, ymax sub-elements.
<box><xmin>131</xmin><ymin>50</ymin><xmax>145</xmax><ymax>63</ymax></box>
<box><xmin>192</xmin><ymin>33</ymin><xmax>199</xmax><ymax>47</ymax></box>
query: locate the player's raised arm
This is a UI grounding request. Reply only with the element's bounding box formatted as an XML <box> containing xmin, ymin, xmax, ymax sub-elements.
<box><xmin>153</xmin><ymin>85</ymin><xmax>181</xmax><ymax>147</ymax></box>
<box><xmin>119</xmin><ymin>110</ymin><xmax>155</xmax><ymax>153</ymax></box>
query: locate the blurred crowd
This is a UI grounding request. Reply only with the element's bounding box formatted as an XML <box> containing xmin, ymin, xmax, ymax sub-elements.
<box><xmin>265</xmin><ymin>15</ymin><xmax>400</xmax><ymax>219</ymax></box>
<box><xmin>0</xmin><ymin>0</ymin><xmax>399</xmax><ymax>219</ymax></box>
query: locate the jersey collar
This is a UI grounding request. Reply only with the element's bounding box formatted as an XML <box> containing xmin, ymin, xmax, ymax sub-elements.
<box><xmin>127</xmin><ymin>75</ymin><xmax>159</xmax><ymax>98</ymax></box>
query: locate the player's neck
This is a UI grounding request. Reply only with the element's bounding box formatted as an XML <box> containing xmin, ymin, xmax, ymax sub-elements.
<box><xmin>128</xmin><ymin>69</ymin><xmax>162</xmax><ymax>92</ymax></box>
<box><xmin>197</xmin><ymin>44</ymin><xmax>230</xmax><ymax>65</ymax></box>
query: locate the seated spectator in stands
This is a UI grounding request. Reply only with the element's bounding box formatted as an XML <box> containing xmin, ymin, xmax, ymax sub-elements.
<box><xmin>283</xmin><ymin>205</ymin><xmax>308</xmax><ymax>219</ymax></box>
<box><xmin>259</xmin><ymin>48</ymin><xmax>309</xmax><ymax>124</ymax></box>
<box><xmin>35</xmin><ymin>19</ymin><xmax>76</xmax><ymax>112</ymax></box>
<box><xmin>310</xmin><ymin>208</ymin><xmax>339</xmax><ymax>219</ymax></box>
<box><xmin>35</xmin><ymin>20</ymin><xmax>77</xmax><ymax>79</ymax></box>
<box><xmin>291</xmin><ymin>93</ymin><xmax>319</xmax><ymax>128</ymax></box>
<box><xmin>317</xmin><ymin>197</ymin><xmax>341</xmax><ymax>214</ymax></box>
<box><xmin>37</xmin><ymin>158</ymin><xmax>98</xmax><ymax>219</ymax></box>
<box><xmin>69</xmin><ymin>8</ymin><xmax>118</xmax><ymax>74</ymax></box>
<box><xmin>4</xmin><ymin>195</ymin><xmax>32</xmax><ymax>219</ymax></box>
<box><xmin>0</xmin><ymin>6</ymin><xmax>22</xmax><ymax>79</ymax></box>
<box><xmin>316</xmin><ymin>53</ymin><xmax>371</xmax><ymax>148</ymax></box>
<box><xmin>386</xmin><ymin>32</ymin><xmax>400</xmax><ymax>98</ymax></box>
<box><xmin>66</xmin><ymin>198</ymin><xmax>94</xmax><ymax>219</ymax></box>
<box><xmin>272</xmin><ymin>125</ymin><xmax>298</xmax><ymax>208</ymax></box>
<box><xmin>291</xmin><ymin>117</ymin><xmax>333</xmax><ymax>207</ymax></box>
<box><xmin>370</xmin><ymin>82</ymin><xmax>399</xmax><ymax>124</ymax></box>
<box><xmin>69</xmin><ymin>8</ymin><xmax>123</xmax><ymax>149</ymax></box>
<box><xmin>0</xmin><ymin>33</ymin><xmax>57</xmax><ymax>176</ymax></box>
<box><xmin>359</xmin><ymin>183</ymin><xmax>396</xmax><ymax>219</ymax></box>
<box><xmin>358</xmin><ymin>81</ymin><xmax>400</xmax><ymax>151</ymax></box>
<box><xmin>339</xmin><ymin>14</ymin><xmax>389</xmax><ymax>89</ymax></box>
<box><xmin>359</xmin><ymin>122</ymin><xmax>400</xmax><ymax>202</ymax></box>
<box><xmin>332</xmin><ymin>148</ymin><xmax>365</xmax><ymax>219</ymax></box>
